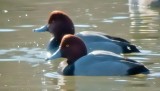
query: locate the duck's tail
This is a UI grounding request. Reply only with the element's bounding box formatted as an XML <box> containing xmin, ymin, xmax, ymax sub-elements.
<box><xmin>127</xmin><ymin>65</ymin><xmax>150</xmax><ymax>75</ymax></box>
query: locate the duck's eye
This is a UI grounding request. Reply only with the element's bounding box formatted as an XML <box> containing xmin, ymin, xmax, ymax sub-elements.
<box><xmin>65</xmin><ymin>44</ymin><xmax>70</xmax><ymax>48</ymax></box>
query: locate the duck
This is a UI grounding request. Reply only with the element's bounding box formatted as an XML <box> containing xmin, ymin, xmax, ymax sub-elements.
<box><xmin>33</xmin><ymin>10</ymin><xmax>140</xmax><ymax>54</ymax></box>
<box><xmin>45</xmin><ymin>34</ymin><xmax>149</xmax><ymax>76</ymax></box>
<box><xmin>129</xmin><ymin>0</ymin><xmax>160</xmax><ymax>7</ymax></box>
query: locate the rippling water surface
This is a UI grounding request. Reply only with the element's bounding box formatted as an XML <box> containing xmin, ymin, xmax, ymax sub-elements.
<box><xmin>0</xmin><ymin>0</ymin><xmax>160</xmax><ymax>91</ymax></box>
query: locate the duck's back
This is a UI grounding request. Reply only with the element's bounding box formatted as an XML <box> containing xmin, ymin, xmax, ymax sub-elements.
<box><xmin>76</xmin><ymin>31</ymin><xmax>129</xmax><ymax>43</ymax></box>
<box><xmin>76</xmin><ymin>31</ymin><xmax>112</xmax><ymax>42</ymax></box>
<box><xmin>76</xmin><ymin>31</ymin><xmax>140</xmax><ymax>54</ymax></box>
<box><xmin>72</xmin><ymin>51</ymin><xmax>149</xmax><ymax>76</ymax></box>
<box><xmin>76</xmin><ymin>31</ymin><xmax>123</xmax><ymax>54</ymax></box>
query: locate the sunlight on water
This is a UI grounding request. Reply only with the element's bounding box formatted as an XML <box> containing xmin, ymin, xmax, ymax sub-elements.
<box><xmin>0</xmin><ymin>48</ymin><xmax>46</xmax><ymax>62</ymax></box>
<box><xmin>112</xmin><ymin>16</ymin><xmax>129</xmax><ymax>19</ymax></box>
<box><xmin>15</xmin><ymin>25</ymin><xmax>35</xmax><ymax>28</ymax></box>
<box><xmin>0</xmin><ymin>29</ymin><xmax>17</xmax><ymax>32</ymax></box>
<box><xmin>44</xmin><ymin>72</ymin><xmax>62</xmax><ymax>78</ymax></box>
<box><xmin>149</xmin><ymin>72</ymin><xmax>160</xmax><ymax>77</ymax></box>
<box><xmin>3</xmin><ymin>10</ymin><xmax>8</xmax><ymax>13</ymax></box>
<box><xmin>102</xmin><ymin>19</ymin><xmax>114</xmax><ymax>23</ymax></box>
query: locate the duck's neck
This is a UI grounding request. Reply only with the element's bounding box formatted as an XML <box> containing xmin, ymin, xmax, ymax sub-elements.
<box><xmin>54</xmin><ymin>36</ymin><xmax>63</xmax><ymax>45</ymax></box>
<box><xmin>53</xmin><ymin>32</ymin><xmax>68</xmax><ymax>45</ymax></box>
<box><xmin>54</xmin><ymin>32</ymin><xmax>76</xmax><ymax>45</ymax></box>
<box><xmin>67</xmin><ymin>58</ymin><xmax>78</xmax><ymax>64</ymax></box>
<box><xmin>67</xmin><ymin>51</ymin><xmax>87</xmax><ymax>65</ymax></box>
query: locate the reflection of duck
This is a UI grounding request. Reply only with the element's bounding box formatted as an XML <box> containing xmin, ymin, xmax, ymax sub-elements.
<box><xmin>33</xmin><ymin>10</ymin><xmax>140</xmax><ymax>54</ymax></box>
<box><xmin>129</xmin><ymin>0</ymin><xmax>160</xmax><ymax>7</ymax></box>
<box><xmin>46</xmin><ymin>34</ymin><xmax>149</xmax><ymax>76</ymax></box>
<box><xmin>129</xmin><ymin>0</ymin><xmax>160</xmax><ymax>42</ymax></box>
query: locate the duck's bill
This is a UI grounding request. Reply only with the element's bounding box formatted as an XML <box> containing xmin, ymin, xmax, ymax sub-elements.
<box><xmin>33</xmin><ymin>25</ymin><xmax>48</xmax><ymax>32</ymax></box>
<box><xmin>45</xmin><ymin>47</ymin><xmax>61</xmax><ymax>61</ymax></box>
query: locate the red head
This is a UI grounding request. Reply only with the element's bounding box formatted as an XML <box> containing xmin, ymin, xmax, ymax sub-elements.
<box><xmin>60</xmin><ymin>34</ymin><xmax>87</xmax><ymax>63</ymax></box>
<box><xmin>46</xmin><ymin>34</ymin><xmax>87</xmax><ymax>64</ymax></box>
<box><xmin>34</xmin><ymin>10</ymin><xmax>75</xmax><ymax>42</ymax></box>
<box><xmin>48</xmin><ymin>11</ymin><xmax>75</xmax><ymax>39</ymax></box>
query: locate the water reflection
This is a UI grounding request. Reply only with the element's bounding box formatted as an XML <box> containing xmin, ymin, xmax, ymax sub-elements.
<box><xmin>128</xmin><ymin>1</ymin><xmax>160</xmax><ymax>81</ymax></box>
<box><xmin>43</xmin><ymin>73</ymin><xmax>160</xmax><ymax>91</ymax></box>
<box><xmin>0</xmin><ymin>47</ymin><xmax>46</xmax><ymax>62</ymax></box>
<box><xmin>129</xmin><ymin>0</ymin><xmax>159</xmax><ymax>33</ymax></box>
<box><xmin>128</xmin><ymin>0</ymin><xmax>160</xmax><ymax>53</ymax></box>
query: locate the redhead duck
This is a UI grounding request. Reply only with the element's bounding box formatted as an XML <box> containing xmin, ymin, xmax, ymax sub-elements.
<box><xmin>33</xmin><ymin>10</ymin><xmax>140</xmax><ymax>54</ymax></box>
<box><xmin>45</xmin><ymin>34</ymin><xmax>149</xmax><ymax>76</ymax></box>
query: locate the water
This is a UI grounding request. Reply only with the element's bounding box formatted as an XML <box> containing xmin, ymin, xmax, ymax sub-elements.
<box><xmin>0</xmin><ymin>0</ymin><xmax>160</xmax><ymax>91</ymax></box>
